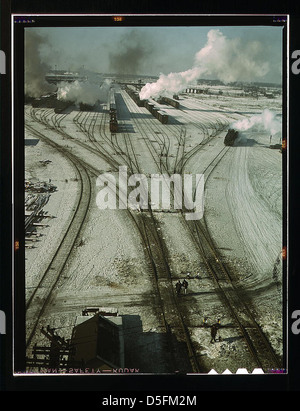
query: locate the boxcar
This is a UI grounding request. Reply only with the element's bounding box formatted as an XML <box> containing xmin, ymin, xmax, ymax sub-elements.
<box><xmin>157</xmin><ymin>111</ymin><xmax>168</xmax><ymax>124</ymax></box>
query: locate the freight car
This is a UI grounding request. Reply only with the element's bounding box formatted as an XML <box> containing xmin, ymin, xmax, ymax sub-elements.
<box><xmin>145</xmin><ymin>102</ymin><xmax>169</xmax><ymax>124</ymax></box>
<box><xmin>31</xmin><ymin>93</ymin><xmax>73</xmax><ymax>113</ymax></box>
<box><xmin>110</xmin><ymin>117</ymin><xmax>118</xmax><ymax>132</ymax></box>
<box><xmin>108</xmin><ymin>89</ymin><xmax>118</xmax><ymax>132</ymax></box>
<box><xmin>54</xmin><ymin>99</ymin><xmax>73</xmax><ymax>114</ymax></box>
<box><xmin>157</xmin><ymin>111</ymin><xmax>168</xmax><ymax>124</ymax></box>
<box><xmin>79</xmin><ymin>102</ymin><xmax>95</xmax><ymax>111</ymax></box>
<box><xmin>224</xmin><ymin>129</ymin><xmax>239</xmax><ymax>146</ymax></box>
<box><xmin>31</xmin><ymin>93</ymin><xmax>57</xmax><ymax>108</ymax></box>
<box><xmin>126</xmin><ymin>87</ymin><xmax>168</xmax><ymax>124</ymax></box>
<box><xmin>147</xmin><ymin>103</ymin><xmax>155</xmax><ymax>114</ymax></box>
<box><xmin>159</xmin><ymin>96</ymin><xmax>180</xmax><ymax>109</ymax></box>
<box><xmin>125</xmin><ymin>86</ymin><xmax>145</xmax><ymax>107</ymax></box>
<box><xmin>108</xmin><ymin>89</ymin><xmax>116</xmax><ymax>114</ymax></box>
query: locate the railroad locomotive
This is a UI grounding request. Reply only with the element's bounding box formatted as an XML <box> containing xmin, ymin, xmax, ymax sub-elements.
<box><xmin>108</xmin><ymin>89</ymin><xmax>118</xmax><ymax>132</ymax></box>
<box><xmin>79</xmin><ymin>102</ymin><xmax>95</xmax><ymax>111</ymax></box>
<box><xmin>224</xmin><ymin>129</ymin><xmax>239</xmax><ymax>146</ymax></box>
<box><xmin>30</xmin><ymin>92</ymin><xmax>74</xmax><ymax>114</ymax></box>
<box><xmin>54</xmin><ymin>100</ymin><xmax>73</xmax><ymax>114</ymax></box>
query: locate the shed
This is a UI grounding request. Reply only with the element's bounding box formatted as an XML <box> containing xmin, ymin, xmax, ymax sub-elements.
<box><xmin>70</xmin><ymin>313</ymin><xmax>124</xmax><ymax>370</ymax></box>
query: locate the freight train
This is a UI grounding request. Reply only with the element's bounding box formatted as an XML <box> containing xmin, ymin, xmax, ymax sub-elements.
<box><xmin>144</xmin><ymin>100</ymin><xmax>169</xmax><ymax>124</ymax></box>
<box><xmin>224</xmin><ymin>129</ymin><xmax>239</xmax><ymax>146</ymax></box>
<box><xmin>108</xmin><ymin>89</ymin><xmax>118</xmax><ymax>132</ymax></box>
<box><xmin>54</xmin><ymin>100</ymin><xmax>73</xmax><ymax>113</ymax></box>
<box><xmin>125</xmin><ymin>86</ymin><xmax>144</xmax><ymax>107</ymax></box>
<box><xmin>125</xmin><ymin>87</ymin><xmax>169</xmax><ymax>124</ymax></box>
<box><xmin>157</xmin><ymin>111</ymin><xmax>168</xmax><ymax>124</ymax></box>
<box><xmin>30</xmin><ymin>92</ymin><xmax>73</xmax><ymax>113</ymax></box>
<box><xmin>31</xmin><ymin>93</ymin><xmax>58</xmax><ymax>108</ymax></box>
<box><xmin>79</xmin><ymin>102</ymin><xmax>95</xmax><ymax>111</ymax></box>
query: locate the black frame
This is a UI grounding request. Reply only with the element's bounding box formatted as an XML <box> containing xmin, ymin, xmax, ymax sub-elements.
<box><xmin>1</xmin><ymin>4</ymin><xmax>299</xmax><ymax>394</ymax></box>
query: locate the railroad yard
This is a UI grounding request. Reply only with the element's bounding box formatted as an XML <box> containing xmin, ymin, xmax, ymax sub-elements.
<box><xmin>24</xmin><ymin>80</ymin><xmax>284</xmax><ymax>374</ymax></box>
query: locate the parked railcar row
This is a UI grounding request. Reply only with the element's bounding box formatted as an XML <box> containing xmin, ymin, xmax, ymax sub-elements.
<box><xmin>125</xmin><ymin>86</ymin><xmax>169</xmax><ymax>124</ymax></box>
<box><xmin>30</xmin><ymin>92</ymin><xmax>74</xmax><ymax>114</ymax></box>
<box><xmin>157</xmin><ymin>96</ymin><xmax>180</xmax><ymax>109</ymax></box>
<box><xmin>125</xmin><ymin>86</ymin><xmax>144</xmax><ymax>107</ymax></box>
<box><xmin>144</xmin><ymin>100</ymin><xmax>169</xmax><ymax>124</ymax></box>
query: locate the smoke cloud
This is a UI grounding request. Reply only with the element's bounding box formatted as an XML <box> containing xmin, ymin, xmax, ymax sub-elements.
<box><xmin>232</xmin><ymin>109</ymin><xmax>281</xmax><ymax>136</ymax></box>
<box><xmin>25</xmin><ymin>30</ymin><xmax>56</xmax><ymax>97</ymax></box>
<box><xmin>109</xmin><ymin>29</ymin><xmax>153</xmax><ymax>75</ymax></box>
<box><xmin>139</xmin><ymin>29</ymin><xmax>270</xmax><ymax>100</ymax></box>
<box><xmin>57</xmin><ymin>78</ymin><xmax>112</xmax><ymax>106</ymax></box>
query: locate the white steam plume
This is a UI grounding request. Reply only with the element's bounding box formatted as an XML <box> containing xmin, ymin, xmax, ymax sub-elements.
<box><xmin>140</xmin><ymin>29</ymin><xmax>270</xmax><ymax>100</ymax></box>
<box><xmin>57</xmin><ymin>79</ymin><xmax>112</xmax><ymax>105</ymax></box>
<box><xmin>232</xmin><ymin>109</ymin><xmax>281</xmax><ymax>136</ymax></box>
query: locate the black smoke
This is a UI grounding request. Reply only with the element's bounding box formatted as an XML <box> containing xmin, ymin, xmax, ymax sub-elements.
<box><xmin>109</xmin><ymin>30</ymin><xmax>153</xmax><ymax>75</ymax></box>
<box><xmin>25</xmin><ymin>30</ymin><xmax>56</xmax><ymax>97</ymax></box>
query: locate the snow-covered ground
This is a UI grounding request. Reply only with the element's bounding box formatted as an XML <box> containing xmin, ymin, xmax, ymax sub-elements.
<box><xmin>23</xmin><ymin>84</ymin><xmax>285</xmax><ymax>374</ymax></box>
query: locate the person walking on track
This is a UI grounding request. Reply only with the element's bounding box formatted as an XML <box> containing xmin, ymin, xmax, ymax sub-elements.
<box><xmin>175</xmin><ymin>280</ymin><xmax>182</xmax><ymax>296</ymax></box>
<box><xmin>182</xmin><ymin>279</ymin><xmax>188</xmax><ymax>294</ymax></box>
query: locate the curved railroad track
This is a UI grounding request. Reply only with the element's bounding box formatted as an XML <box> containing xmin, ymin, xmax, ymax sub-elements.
<box><xmin>24</xmin><ymin>121</ymin><xmax>92</xmax><ymax>350</ymax></box>
<box><xmin>124</xmin><ymin>91</ymin><xmax>282</xmax><ymax>371</ymax></box>
<box><xmin>27</xmin><ymin>106</ymin><xmax>198</xmax><ymax>372</ymax></box>
<box><xmin>25</xmin><ymin>97</ymin><xmax>282</xmax><ymax>373</ymax></box>
<box><xmin>180</xmin><ymin>135</ymin><xmax>282</xmax><ymax>371</ymax></box>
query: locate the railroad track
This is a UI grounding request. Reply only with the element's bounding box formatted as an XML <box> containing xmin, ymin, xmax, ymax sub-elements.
<box><xmin>180</xmin><ymin>140</ymin><xmax>283</xmax><ymax>371</ymax></box>
<box><xmin>124</xmin><ymin>92</ymin><xmax>282</xmax><ymax>371</ymax></box>
<box><xmin>30</xmin><ymin>108</ymin><xmax>119</xmax><ymax>172</ymax></box>
<box><xmin>185</xmin><ymin>216</ymin><xmax>282</xmax><ymax>370</ymax></box>
<box><xmin>121</xmin><ymin>91</ymin><xmax>171</xmax><ymax>174</ymax></box>
<box><xmin>72</xmin><ymin>101</ymin><xmax>202</xmax><ymax>371</ymax></box>
<box><xmin>26</xmin><ymin>99</ymin><xmax>282</xmax><ymax>372</ymax></box>
<box><xmin>113</xmin><ymin>93</ymin><xmax>203</xmax><ymax>371</ymax></box>
<box><xmin>123</xmin><ymin>89</ymin><xmax>228</xmax><ymax>177</ymax></box>
<box><xmin>120</xmin><ymin>92</ymin><xmax>282</xmax><ymax>371</ymax></box>
<box><xmin>24</xmin><ymin>122</ymin><xmax>92</xmax><ymax>349</ymax></box>
<box><xmin>27</xmin><ymin>105</ymin><xmax>195</xmax><ymax>371</ymax></box>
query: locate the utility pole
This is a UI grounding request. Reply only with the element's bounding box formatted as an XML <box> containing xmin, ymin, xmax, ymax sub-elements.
<box><xmin>26</xmin><ymin>325</ymin><xmax>79</xmax><ymax>371</ymax></box>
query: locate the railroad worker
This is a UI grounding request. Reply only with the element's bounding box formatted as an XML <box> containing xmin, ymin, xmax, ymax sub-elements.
<box><xmin>182</xmin><ymin>279</ymin><xmax>188</xmax><ymax>294</ymax></box>
<box><xmin>217</xmin><ymin>318</ymin><xmax>222</xmax><ymax>341</ymax></box>
<box><xmin>210</xmin><ymin>319</ymin><xmax>221</xmax><ymax>343</ymax></box>
<box><xmin>175</xmin><ymin>280</ymin><xmax>182</xmax><ymax>296</ymax></box>
<box><xmin>210</xmin><ymin>324</ymin><xmax>218</xmax><ymax>343</ymax></box>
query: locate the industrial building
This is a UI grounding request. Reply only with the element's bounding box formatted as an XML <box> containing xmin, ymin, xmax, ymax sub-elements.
<box><xmin>70</xmin><ymin>312</ymin><xmax>125</xmax><ymax>370</ymax></box>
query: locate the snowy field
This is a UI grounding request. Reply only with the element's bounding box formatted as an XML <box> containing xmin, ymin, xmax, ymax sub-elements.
<box><xmin>23</xmin><ymin>85</ymin><xmax>285</xmax><ymax>374</ymax></box>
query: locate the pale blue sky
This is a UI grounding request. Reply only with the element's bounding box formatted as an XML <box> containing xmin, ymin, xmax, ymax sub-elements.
<box><xmin>27</xmin><ymin>25</ymin><xmax>283</xmax><ymax>83</ymax></box>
